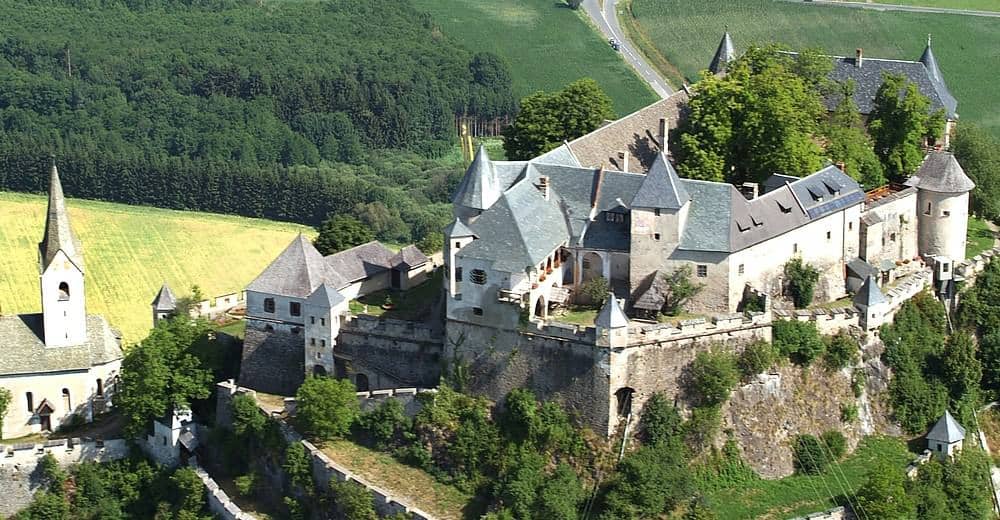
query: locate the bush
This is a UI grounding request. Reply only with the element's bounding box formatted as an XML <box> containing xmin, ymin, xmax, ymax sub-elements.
<box><xmin>851</xmin><ymin>369</ymin><xmax>867</xmax><ymax>398</ymax></box>
<box><xmin>232</xmin><ymin>393</ymin><xmax>267</xmax><ymax>439</ymax></box>
<box><xmin>792</xmin><ymin>434</ymin><xmax>828</xmax><ymax>475</ymax></box>
<box><xmin>284</xmin><ymin>442</ymin><xmax>314</xmax><ymax>491</ymax></box>
<box><xmin>737</xmin><ymin>341</ymin><xmax>776</xmax><ymax>378</ymax></box>
<box><xmin>295</xmin><ymin>376</ymin><xmax>360</xmax><ymax>440</ymax></box>
<box><xmin>841</xmin><ymin>403</ymin><xmax>859</xmax><ymax>423</ymax></box>
<box><xmin>662</xmin><ymin>266</ymin><xmax>704</xmax><ymax>316</ymax></box>
<box><xmin>234</xmin><ymin>473</ymin><xmax>257</xmax><ymax>496</ymax></box>
<box><xmin>821</xmin><ymin>430</ymin><xmax>847</xmax><ymax>460</ymax></box>
<box><xmin>580</xmin><ymin>277</ymin><xmax>610</xmax><ymax>309</ymax></box>
<box><xmin>823</xmin><ymin>332</ymin><xmax>859</xmax><ymax>370</ymax></box>
<box><xmin>773</xmin><ymin>320</ymin><xmax>825</xmax><ymax>365</ymax></box>
<box><xmin>689</xmin><ymin>351</ymin><xmax>739</xmax><ymax>406</ymax></box>
<box><xmin>684</xmin><ymin>405</ymin><xmax>722</xmax><ymax>452</ymax></box>
<box><xmin>785</xmin><ymin>258</ymin><xmax>820</xmax><ymax>308</ymax></box>
<box><xmin>330</xmin><ymin>480</ymin><xmax>377</xmax><ymax>520</ymax></box>
<box><xmin>357</xmin><ymin>399</ymin><xmax>410</xmax><ymax>449</ymax></box>
<box><xmin>640</xmin><ymin>393</ymin><xmax>684</xmax><ymax>446</ymax></box>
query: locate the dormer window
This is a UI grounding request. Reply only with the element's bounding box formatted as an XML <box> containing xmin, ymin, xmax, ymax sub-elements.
<box><xmin>736</xmin><ymin>221</ymin><xmax>750</xmax><ymax>233</ymax></box>
<box><xmin>777</xmin><ymin>201</ymin><xmax>792</xmax><ymax>214</ymax></box>
<box><xmin>605</xmin><ymin>212</ymin><xmax>625</xmax><ymax>224</ymax></box>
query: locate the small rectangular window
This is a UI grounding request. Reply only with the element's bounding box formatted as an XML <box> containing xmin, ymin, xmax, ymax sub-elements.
<box><xmin>320</xmin><ymin>339</ymin><xmax>326</xmax><ymax>347</ymax></box>
<box><xmin>471</xmin><ymin>269</ymin><xmax>487</xmax><ymax>285</ymax></box>
<box><xmin>890</xmin><ymin>233</ymin><xmax>896</xmax><ymax>242</ymax></box>
<box><xmin>473</xmin><ymin>307</ymin><xmax>484</xmax><ymax>316</ymax></box>
<box><xmin>310</xmin><ymin>316</ymin><xmax>315</xmax><ymax>324</ymax></box>
<box><xmin>310</xmin><ymin>338</ymin><xmax>315</xmax><ymax>346</ymax></box>
<box><xmin>826</xmin><ymin>231</ymin><xmax>831</xmax><ymax>240</ymax></box>
<box><xmin>455</xmin><ymin>241</ymin><xmax>460</xmax><ymax>249</ymax></box>
<box><xmin>793</xmin><ymin>243</ymin><xmax>798</xmax><ymax>254</ymax></box>
<box><xmin>849</xmin><ymin>222</ymin><xmax>853</xmax><ymax>231</ymax></box>
<box><xmin>654</xmin><ymin>233</ymin><xmax>661</xmax><ymax>241</ymax></box>
<box><xmin>654</xmin><ymin>208</ymin><xmax>661</xmax><ymax>216</ymax></box>
<box><xmin>697</xmin><ymin>265</ymin><xmax>708</xmax><ymax>277</ymax></box>
<box><xmin>320</xmin><ymin>318</ymin><xmax>325</xmax><ymax>326</ymax></box>
<box><xmin>316</xmin><ymin>352</ymin><xmax>322</xmax><ymax>360</ymax></box>
<box><xmin>290</xmin><ymin>302</ymin><xmax>301</xmax><ymax>316</ymax></box>
<box><xmin>26</xmin><ymin>392</ymin><xmax>33</xmax><ymax>413</ymax></box>
<box><xmin>456</xmin><ymin>267</ymin><xmax>463</xmax><ymax>282</ymax></box>
<box><xmin>925</xmin><ymin>202</ymin><xmax>932</xmax><ymax>215</ymax></box>
<box><xmin>943</xmin><ymin>263</ymin><xmax>950</xmax><ymax>273</ymax></box>
<box><xmin>738</xmin><ymin>264</ymin><xmax>745</xmax><ymax>275</ymax></box>
<box><xmin>263</xmin><ymin>298</ymin><xmax>275</xmax><ymax>313</ymax></box>
<box><xmin>942</xmin><ymin>210</ymin><xmax>951</xmax><ymax>217</ymax></box>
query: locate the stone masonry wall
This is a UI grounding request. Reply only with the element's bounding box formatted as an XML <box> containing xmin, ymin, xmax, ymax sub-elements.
<box><xmin>337</xmin><ymin>315</ymin><xmax>444</xmax><ymax>389</ymax></box>
<box><xmin>189</xmin><ymin>457</ymin><xmax>255</xmax><ymax>520</ymax></box>
<box><xmin>239</xmin><ymin>328</ymin><xmax>304</xmax><ymax>395</ymax></box>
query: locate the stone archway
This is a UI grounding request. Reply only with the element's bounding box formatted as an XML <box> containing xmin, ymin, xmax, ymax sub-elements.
<box><xmin>534</xmin><ymin>296</ymin><xmax>547</xmax><ymax>319</ymax></box>
<box><xmin>614</xmin><ymin>387</ymin><xmax>635</xmax><ymax>417</ymax></box>
<box><xmin>355</xmin><ymin>373</ymin><xmax>370</xmax><ymax>392</ymax></box>
<box><xmin>312</xmin><ymin>365</ymin><xmax>327</xmax><ymax>377</ymax></box>
<box><xmin>581</xmin><ymin>252</ymin><xmax>604</xmax><ymax>283</ymax></box>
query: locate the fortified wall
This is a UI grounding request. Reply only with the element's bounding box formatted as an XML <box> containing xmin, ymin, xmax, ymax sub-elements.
<box><xmin>337</xmin><ymin>315</ymin><xmax>444</xmax><ymax>389</ymax></box>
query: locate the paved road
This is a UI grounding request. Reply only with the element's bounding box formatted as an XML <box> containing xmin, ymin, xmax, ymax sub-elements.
<box><xmin>581</xmin><ymin>0</ymin><xmax>674</xmax><ymax>98</ymax></box>
<box><xmin>782</xmin><ymin>0</ymin><xmax>1000</xmax><ymax>18</ymax></box>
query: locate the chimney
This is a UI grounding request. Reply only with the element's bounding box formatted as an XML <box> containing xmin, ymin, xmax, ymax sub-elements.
<box><xmin>658</xmin><ymin>117</ymin><xmax>669</xmax><ymax>151</ymax></box>
<box><xmin>740</xmin><ymin>182</ymin><xmax>759</xmax><ymax>200</ymax></box>
<box><xmin>538</xmin><ymin>176</ymin><xmax>550</xmax><ymax>200</ymax></box>
<box><xmin>617</xmin><ymin>150</ymin><xmax>629</xmax><ymax>172</ymax></box>
<box><xmin>855</xmin><ymin>48</ymin><xmax>863</xmax><ymax>68</ymax></box>
<box><xmin>836</xmin><ymin>161</ymin><xmax>847</xmax><ymax>174</ymax></box>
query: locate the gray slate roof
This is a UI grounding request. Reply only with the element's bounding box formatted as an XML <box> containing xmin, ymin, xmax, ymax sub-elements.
<box><xmin>326</xmin><ymin>241</ymin><xmax>397</xmax><ymax>283</ymax></box>
<box><xmin>306</xmin><ymin>283</ymin><xmax>345</xmax><ymax>309</ymax></box>
<box><xmin>247</xmin><ymin>234</ymin><xmax>345</xmax><ymax>298</ymax></box>
<box><xmin>708</xmin><ymin>31</ymin><xmax>736</xmax><ymax>74</ymax></box>
<box><xmin>392</xmin><ymin>245</ymin><xmax>429</xmax><ymax>269</ymax></box>
<box><xmin>444</xmin><ymin>218</ymin><xmax>477</xmax><ymax>238</ymax></box>
<box><xmin>633</xmin><ymin>270</ymin><xmax>668</xmax><ymax>311</ymax></box>
<box><xmin>39</xmin><ymin>163</ymin><xmax>85</xmax><ymax>273</ymax></box>
<box><xmin>827</xmin><ymin>53</ymin><xmax>957</xmax><ymax>119</ymax></box>
<box><xmin>631</xmin><ymin>153</ymin><xmax>690</xmax><ymax>209</ymax></box>
<box><xmin>0</xmin><ymin>314</ymin><xmax>122</xmax><ymax>376</ymax></box>
<box><xmin>927</xmin><ymin>410</ymin><xmax>965</xmax><ymax>443</ymax></box>
<box><xmin>151</xmin><ymin>283</ymin><xmax>177</xmax><ymax>311</ymax></box>
<box><xmin>853</xmin><ymin>275</ymin><xmax>887</xmax><ymax>308</ymax></box>
<box><xmin>535</xmin><ymin>143</ymin><xmax>582</xmax><ymax>167</ymax></box>
<box><xmin>907</xmin><ymin>152</ymin><xmax>975</xmax><ymax>194</ymax></box>
<box><xmin>596</xmin><ymin>294</ymin><xmax>629</xmax><ymax>329</ymax></box>
<box><xmin>453</xmin><ymin>145</ymin><xmax>501</xmax><ymax>210</ymax></box>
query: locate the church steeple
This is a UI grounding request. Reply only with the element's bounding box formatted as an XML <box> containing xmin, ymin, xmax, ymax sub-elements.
<box><xmin>919</xmin><ymin>34</ymin><xmax>944</xmax><ymax>84</ymax></box>
<box><xmin>452</xmin><ymin>144</ymin><xmax>501</xmax><ymax>220</ymax></box>
<box><xmin>708</xmin><ymin>29</ymin><xmax>736</xmax><ymax>75</ymax></box>
<box><xmin>39</xmin><ymin>160</ymin><xmax>88</xmax><ymax>347</ymax></box>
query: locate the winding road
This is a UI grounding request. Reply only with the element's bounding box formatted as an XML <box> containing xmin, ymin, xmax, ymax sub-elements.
<box><xmin>581</xmin><ymin>0</ymin><xmax>674</xmax><ymax>98</ymax></box>
<box><xmin>780</xmin><ymin>0</ymin><xmax>1000</xmax><ymax>18</ymax></box>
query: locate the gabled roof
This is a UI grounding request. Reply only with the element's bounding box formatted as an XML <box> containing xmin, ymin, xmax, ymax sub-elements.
<box><xmin>708</xmin><ymin>31</ymin><xmax>736</xmax><ymax>74</ymax></box>
<box><xmin>247</xmin><ymin>234</ymin><xmax>343</xmax><ymax>298</ymax></box>
<box><xmin>907</xmin><ymin>152</ymin><xmax>975</xmax><ymax>194</ymax></box>
<box><xmin>631</xmin><ymin>153</ymin><xmax>690</xmax><ymax>209</ymax></box>
<box><xmin>392</xmin><ymin>245</ymin><xmax>429</xmax><ymax>269</ymax></box>
<box><xmin>596</xmin><ymin>294</ymin><xmax>629</xmax><ymax>329</ymax></box>
<box><xmin>326</xmin><ymin>241</ymin><xmax>396</xmax><ymax>283</ymax></box>
<box><xmin>927</xmin><ymin>410</ymin><xmax>965</xmax><ymax>443</ymax></box>
<box><xmin>305</xmin><ymin>283</ymin><xmax>345</xmax><ymax>309</ymax></box>
<box><xmin>0</xmin><ymin>314</ymin><xmax>122</xmax><ymax>376</ymax></box>
<box><xmin>827</xmin><ymin>54</ymin><xmax>957</xmax><ymax>119</ymax></box>
<box><xmin>633</xmin><ymin>270</ymin><xmax>668</xmax><ymax>311</ymax></box>
<box><xmin>453</xmin><ymin>145</ymin><xmax>501</xmax><ymax>210</ymax></box>
<box><xmin>853</xmin><ymin>275</ymin><xmax>887</xmax><ymax>308</ymax></box>
<box><xmin>39</xmin><ymin>162</ymin><xmax>85</xmax><ymax>273</ymax></box>
<box><xmin>444</xmin><ymin>218</ymin><xmax>477</xmax><ymax>238</ymax></box>
<box><xmin>151</xmin><ymin>283</ymin><xmax>177</xmax><ymax>311</ymax></box>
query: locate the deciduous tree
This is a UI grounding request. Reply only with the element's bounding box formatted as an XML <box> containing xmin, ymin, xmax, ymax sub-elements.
<box><xmin>869</xmin><ymin>74</ymin><xmax>945</xmax><ymax>180</ymax></box>
<box><xmin>295</xmin><ymin>376</ymin><xmax>360</xmax><ymax>440</ymax></box>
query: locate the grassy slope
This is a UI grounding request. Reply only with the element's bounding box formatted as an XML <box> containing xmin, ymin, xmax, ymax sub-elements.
<box><xmin>705</xmin><ymin>436</ymin><xmax>912</xmax><ymax>519</ymax></box>
<box><xmin>0</xmin><ymin>192</ymin><xmax>312</xmax><ymax>344</ymax></box>
<box><xmin>967</xmin><ymin>215</ymin><xmax>995</xmax><ymax>258</ymax></box>
<box><xmin>844</xmin><ymin>0</ymin><xmax>1000</xmax><ymax>11</ymax></box>
<box><xmin>625</xmin><ymin>0</ymin><xmax>1000</xmax><ymax>137</ymax></box>
<box><xmin>409</xmin><ymin>0</ymin><xmax>658</xmax><ymax>116</ymax></box>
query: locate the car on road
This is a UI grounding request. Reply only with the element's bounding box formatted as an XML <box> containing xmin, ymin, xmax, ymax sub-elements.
<box><xmin>608</xmin><ymin>37</ymin><xmax>620</xmax><ymax>51</ymax></box>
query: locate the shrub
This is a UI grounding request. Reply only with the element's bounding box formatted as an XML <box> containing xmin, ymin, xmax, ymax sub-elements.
<box><xmin>234</xmin><ymin>473</ymin><xmax>257</xmax><ymax>496</ymax></box>
<box><xmin>357</xmin><ymin>399</ymin><xmax>409</xmax><ymax>449</ymax></box>
<box><xmin>785</xmin><ymin>258</ymin><xmax>820</xmax><ymax>308</ymax></box>
<box><xmin>841</xmin><ymin>403</ymin><xmax>859</xmax><ymax>423</ymax></box>
<box><xmin>689</xmin><ymin>351</ymin><xmax>739</xmax><ymax>406</ymax></box>
<box><xmin>737</xmin><ymin>341</ymin><xmax>776</xmax><ymax>378</ymax></box>
<box><xmin>684</xmin><ymin>405</ymin><xmax>722</xmax><ymax>452</ymax></box>
<box><xmin>640</xmin><ymin>393</ymin><xmax>684</xmax><ymax>446</ymax></box>
<box><xmin>851</xmin><ymin>369</ymin><xmax>867</xmax><ymax>398</ymax></box>
<box><xmin>773</xmin><ymin>320</ymin><xmax>825</xmax><ymax>365</ymax></box>
<box><xmin>792</xmin><ymin>434</ymin><xmax>828</xmax><ymax>475</ymax></box>
<box><xmin>598</xmin><ymin>440</ymin><xmax>693</xmax><ymax>519</ymax></box>
<box><xmin>232</xmin><ymin>393</ymin><xmax>267</xmax><ymax>439</ymax></box>
<box><xmin>821</xmin><ymin>430</ymin><xmax>847</xmax><ymax>460</ymax></box>
<box><xmin>823</xmin><ymin>332</ymin><xmax>859</xmax><ymax>370</ymax></box>
<box><xmin>580</xmin><ymin>277</ymin><xmax>610</xmax><ymax>308</ymax></box>
<box><xmin>330</xmin><ymin>479</ymin><xmax>377</xmax><ymax>520</ymax></box>
<box><xmin>284</xmin><ymin>442</ymin><xmax>313</xmax><ymax>491</ymax></box>
<box><xmin>662</xmin><ymin>266</ymin><xmax>704</xmax><ymax>316</ymax></box>
<box><xmin>295</xmin><ymin>376</ymin><xmax>360</xmax><ymax>440</ymax></box>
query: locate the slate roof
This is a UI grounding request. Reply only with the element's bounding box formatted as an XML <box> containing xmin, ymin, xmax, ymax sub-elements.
<box><xmin>927</xmin><ymin>410</ymin><xmax>965</xmax><ymax>443</ymax></box>
<box><xmin>39</xmin><ymin>163</ymin><xmax>85</xmax><ymax>273</ymax></box>
<box><xmin>0</xmin><ymin>314</ymin><xmax>122</xmax><ymax>376</ymax></box>
<box><xmin>631</xmin><ymin>153</ymin><xmax>690</xmax><ymax>209</ymax></box>
<box><xmin>151</xmin><ymin>283</ymin><xmax>177</xmax><ymax>311</ymax></box>
<box><xmin>305</xmin><ymin>283</ymin><xmax>346</xmax><ymax>309</ymax></box>
<box><xmin>444</xmin><ymin>219</ymin><xmax>477</xmax><ymax>238</ymax></box>
<box><xmin>453</xmin><ymin>145</ymin><xmax>501</xmax><ymax>210</ymax></box>
<box><xmin>326</xmin><ymin>241</ymin><xmax>397</xmax><ymax>283</ymax></box>
<box><xmin>678</xmin><ymin>180</ymin><xmax>736</xmax><ymax>252</ymax></box>
<box><xmin>535</xmin><ymin>143</ymin><xmax>582</xmax><ymax>167</ymax></box>
<box><xmin>709</xmin><ymin>31</ymin><xmax>736</xmax><ymax>74</ymax></box>
<box><xmin>787</xmin><ymin>166</ymin><xmax>865</xmax><ymax>219</ymax></box>
<box><xmin>853</xmin><ymin>275</ymin><xmax>887</xmax><ymax>308</ymax></box>
<box><xmin>247</xmin><ymin>234</ymin><xmax>345</xmax><ymax>298</ymax></box>
<box><xmin>907</xmin><ymin>152</ymin><xmax>975</xmax><ymax>194</ymax></box>
<box><xmin>392</xmin><ymin>245</ymin><xmax>429</xmax><ymax>269</ymax></box>
<box><xmin>633</xmin><ymin>270</ymin><xmax>668</xmax><ymax>311</ymax></box>
<box><xmin>596</xmin><ymin>294</ymin><xmax>629</xmax><ymax>328</ymax></box>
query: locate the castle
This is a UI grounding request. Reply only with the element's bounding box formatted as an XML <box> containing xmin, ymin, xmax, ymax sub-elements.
<box><xmin>237</xmin><ymin>38</ymin><xmax>977</xmax><ymax>435</ymax></box>
<box><xmin>0</xmin><ymin>164</ymin><xmax>123</xmax><ymax>439</ymax></box>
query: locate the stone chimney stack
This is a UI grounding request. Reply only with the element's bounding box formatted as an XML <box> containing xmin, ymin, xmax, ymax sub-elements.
<box><xmin>836</xmin><ymin>161</ymin><xmax>847</xmax><ymax>174</ymax></box>
<box><xmin>855</xmin><ymin>48</ymin><xmax>863</xmax><ymax>68</ymax></box>
<box><xmin>617</xmin><ymin>151</ymin><xmax>629</xmax><ymax>172</ymax></box>
<box><xmin>658</xmin><ymin>117</ymin><xmax>669</xmax><ymax>151</ymax></box>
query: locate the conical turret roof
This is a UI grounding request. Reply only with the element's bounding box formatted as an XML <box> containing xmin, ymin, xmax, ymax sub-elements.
<box><xmin>151</xmin><ymin>283</ymin><xmax>177</xmax><ymax>311</ymax></box>
<box><xmin>927</xmin><ymin>410</ymin><xmax>965</xmax><ymax>443</ymax></box>
<box><xmin>908</xmin><ymin>152</ymin><xmax>975</xmax><ymax>194</ymax></box>
<box><xmin>631</xmin><ymin>153</ymin><xmax>689</xmax><ymax>209</ymax></box>
<box><xmin>453</xmin><ymin>145</ymin><xmax>501</xmax><ymax>211</ymax></box>
<box><xmin>39</xmin><ymin>161</ymin><xmax>85</xmax><ymax>272</ymax></box>
<box><xmin>920</xmin><ymin>35</ymin><xmax>944</xmax><ymax>85</ymax></box>
<box><xmin>708</xmin><ymin>31</ymin><xmax>736</xmax><ymax>74</ymax></box>
<box><xmin>853</xmin><ymin>275</ymin><xmax>886</xmax><ymax>308</ymax></box>
<box><xmin>596</xmin><ymin>293</ymin><xmax>629</xmax><ymax>329</ymax></box>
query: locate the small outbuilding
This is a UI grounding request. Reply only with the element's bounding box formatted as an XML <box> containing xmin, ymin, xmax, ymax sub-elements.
<box><xmin>926</xmin><ymin>410</ymin><xmax>965</xmax><ymax>460</ymax></box>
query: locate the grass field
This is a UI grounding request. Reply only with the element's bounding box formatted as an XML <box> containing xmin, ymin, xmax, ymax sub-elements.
<box><xmin>409</xmin><ymin>0</ymin><xmax>658</xmax><ymax>116</ymax></box>
<box><xmin>622</xmin><ymin>0</ymin><xmax>1000</xmax><ymax>137</ymax></box>
<box><xmin>705</xmin><ymin>436</ymin><xmax>913</xmax><ymax>519</ymax></box>
<box><xmin>967</xmin><ymin>216</ymin><xmax>996</xmax><ymax>258</ymax></box>
<box><xmin>844</xmin><ymin>0</ymin><xmax>1000</xmax><ymax>11</ymax></box>
<box><xmin>0</xmin><ymin>192</ymin><xmax>312</xmax><ymax>345</ymax></box>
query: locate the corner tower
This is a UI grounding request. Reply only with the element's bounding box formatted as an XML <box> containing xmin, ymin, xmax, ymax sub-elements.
<box><xmin>39</xmin><ymin>161</ymin><xmax>88</xmax><ymax>347</ymax></box>
<box><xmin>452</xmin><ymin>145</ymin><xmax>501</xmax><ymax>222</ymax></box>
<box><xmin>909</xmin><ymin>152</ymin><xmax>974</xmax><ymax>263</ymax></box>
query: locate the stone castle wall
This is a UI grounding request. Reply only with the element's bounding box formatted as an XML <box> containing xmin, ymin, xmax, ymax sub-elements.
<box><xmin>337</xmin><ymin>315</ymin><xmax>444</xmax><ymax>389</ymax></box>
<box><xmin>239</xmin><ymin>327</ymin><xmax>305</xmax><ymax>395</ymax></box>
<box><xmin>189</xmin><ymin>457</ymin><xmax>255</xmax><ymax>520</ymax></box>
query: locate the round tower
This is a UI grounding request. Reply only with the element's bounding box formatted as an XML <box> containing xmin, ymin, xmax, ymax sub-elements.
<box><xmin>911</xmin><ymin>152</ymin><xmax>975</xmax><ymax>263</ymax></box>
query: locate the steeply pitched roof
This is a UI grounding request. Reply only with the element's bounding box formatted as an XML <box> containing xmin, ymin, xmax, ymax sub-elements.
<box><xmin>444</xmin><ymin>218</ymin><xmax>477</xmax><ymax>238</ymax></box>
<box><xmin>0</xmin><ymin>314</ymin><xmax>122</xmax><ymax>376</ymax></box>
<box><xmin>633</xmin><ymin>270</ymin><xmax>668</xmax><ymax>311</ymax></box>
<box><xmin>246</xmin><ymin>234</ymin><xmax>344</xmax><ymax>298</ymax></box>
<box><xmin>39</xmin><ymin>162</ymin><xmax>85</xmax><ymax>273</ymax></box>
<box><xmin>826</xmin><ymin>54</ymin><xmax>957</xmax><ymax>119</ymax></box>
<box><xmin>787</xmin><ymin>166</ymin><xmax>865</xmax><ymax>219</ymax></box>
<box><xmin>151</xmin><ymin>283</ymin><xmax>177</xmax><ymax>311</ymax></box>
<box><xmin>708</xmin><ymin>31</ymin><xmax>736</xmax><ymax>74</ymax></box>
<box><xmin>535</xmin><ymin>143</ymin><xmax>582</xmax><ymax>167</ymax></box>
<box><xmin>392</xmin><ymin>245</ymin><xmax>429</xmax><ymax>269</ymax></box>
<box><xmin>596</xmin><ymin>294</ymin><xmax>629</xmax><ymax>329</ymax></box>
<box><xmin>453</xmin><ymin>145</ymin><xmax>501</xmax><ymax>210</ymax></box>
<box><xmin>927</xmin><ymin>410</ymin><xmax>965</xmax><ymax>443</ymax></box>
<box><xmin>631</xmin><ymin>153</ymin><xmax>690</xmax><ymax>209</ymax></box>
<box><xmin>853</xmin><ymin>275</ymin><xmax>887</xmax><ymax>308</ymax></box>
<box><xmin>678</xmin><ymin>180</ymin><xmax>736</xmax><ymax>252</ymax></box>
<box><xmin>907</xmin><ymin>152</ymin><xmax>975</xmax><ymax>194</ymax></box>
<box><xmin>305</xmin><ymin>283</ymin><xmax>345</xmax><ymax>309</ymax></box>
<box><xmin>326</xmin><ymin>241</ymin><xmax>397</xmax><ymax>283</ymax></box>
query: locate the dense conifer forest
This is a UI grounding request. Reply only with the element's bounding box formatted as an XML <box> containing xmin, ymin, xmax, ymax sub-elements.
<box><xmin>0</xmin><ymin>0</ymin><xmax>516</xmax><ymax>237</ymax></box>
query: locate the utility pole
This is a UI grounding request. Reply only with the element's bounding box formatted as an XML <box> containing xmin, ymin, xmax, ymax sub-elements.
<box><xmin>63</xmin><ymin>42</ymin><xmax>72</xmax><ymax>78</ymax></box>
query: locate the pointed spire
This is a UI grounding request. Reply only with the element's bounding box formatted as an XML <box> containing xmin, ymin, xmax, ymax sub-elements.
<box><xmin>151</xmin><ymin>283</ymin><xmax>177</xmax><ymax>311</ymax></box>
<box><xmin>452</xmin><ymin>144</ymin><xmax>501</xmax><ymax>210</ymax></box>
<box><xmin>596</xmin><ymin>293</ymin><xmax>629</xmax><ymax>329</ymax></box>
<box><xmin>920</xmin><ymin>34</ymin><xmax>944</xmax><ymax>84</ymax></box>
<box><xmin>708</xmin><ymin>29</ymin><xmax>736</xmax><ymax>74</ymax></box>
<box><xmin>927</xmin><ymin>410</ymin><xmax>966</xmax><ymax>443</ymax></box>
<box><xmin>631</xmin><ymin>152</ymin><xmax>689</xmax><ymax>209</ymax></box>
<box><xmin>39</xmin><ymin>160</ymin><xmax>85</xmax><ymax>272</ymax></box>
<box><xmin>853</xmin><ymin>275</ymin><xmax>886</xmax><ymax>308</ymax></box>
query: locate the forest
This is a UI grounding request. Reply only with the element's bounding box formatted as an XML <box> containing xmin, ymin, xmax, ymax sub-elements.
<box><xmin>0</xmin><ymin>0</ymin><xmax>516</xmax><ymax>239</ymax></box>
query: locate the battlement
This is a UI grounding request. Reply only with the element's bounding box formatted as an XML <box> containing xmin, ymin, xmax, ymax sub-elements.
<box><xmin>342</xmin><ymin>314</ymin><xmax>442</xmax><ymax>342</ymax></box>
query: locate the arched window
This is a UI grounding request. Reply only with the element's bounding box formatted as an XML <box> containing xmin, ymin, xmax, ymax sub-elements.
<box><xmin>62</xmin><ymin>388</ymin><xmax>71</xmax><ymax>411</ymax></box>
<box><xmin>614</xmin><ymin>387</ymin><xmax>635</xmax><ymax>417</ymax></box>
<box><xmin>355</xmin><ymin>373</ymin><xmax>370</xmax><ymax>392</ymax></box>
<box><xmin>26</xmin><ymin>392</ymin><xmax>33</xmax><ymax>413</ymax></box>
<box><xmin>58</xmin><ymin>282</ymin><xmax>70</xmax><ymax>301</ymax></box>
<box><xmin>96</xmin><ymin>379</ymin><xmax>104</xmax><ymax>398</ymax></box>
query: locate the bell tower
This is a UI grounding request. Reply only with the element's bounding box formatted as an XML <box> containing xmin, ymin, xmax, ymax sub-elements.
<box><xmin>39</xmin><ymin>161</ymin><xmax>87</xmax><ymax>347</ymax></box>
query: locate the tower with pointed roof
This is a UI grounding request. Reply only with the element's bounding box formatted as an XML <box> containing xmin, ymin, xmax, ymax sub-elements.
<box><xmin>927</xmin><ymin>410</ymin><xmax>965</xmax><ymax>460</ymax></box>
<box><xmin>708</xmin><ymin>30</ymin><xmax>736</xmax><ymax>75</ymax></box>
<box><xmin>151</xmin><ymin>283</ymin><xmax>177</xmax><ymax>326</ymax></box>
<box><xmin>907</xmin><ymin>151</ymin><xmax>975</xmax><ymax>263</ymax></box>
<box><xmin>628</xmin><ymin>153</ymin><xmax>692</xmax><ymax>295</ymax></box>
<box><xmin>595</xmin><ymin>294</ymin><xmax>629</xmax><ymax>348</ymax></box>
<box><xmin>853</xmin><ymin>275</ymin><xmax>888</xmax><ymax>331</ymax></box>
<box><xmin>39</xmin><ymin>162</ymin><xmax>88</xmax><ymax>347</ymax></box>
<box><xmin>452</xmin><ymin>145</ymin><xmax>502</xmax><ymax>222</ymax></box>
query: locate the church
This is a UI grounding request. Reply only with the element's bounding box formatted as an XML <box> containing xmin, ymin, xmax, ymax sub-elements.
<box><xmin>0</xmin><ymin>163</ymin><xmax>123</xmax><ymax>439</ymax></box>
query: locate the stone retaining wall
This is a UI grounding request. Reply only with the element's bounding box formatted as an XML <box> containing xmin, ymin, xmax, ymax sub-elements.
<box><xmin>189</xmin><ymin>457</ymin><xmax>255</xmax><ymax>520</ymax></box>
<box><xmin>790</xmin><ymin>506</ymin><xmax>846</xmax><ymax>520</ymax></box>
